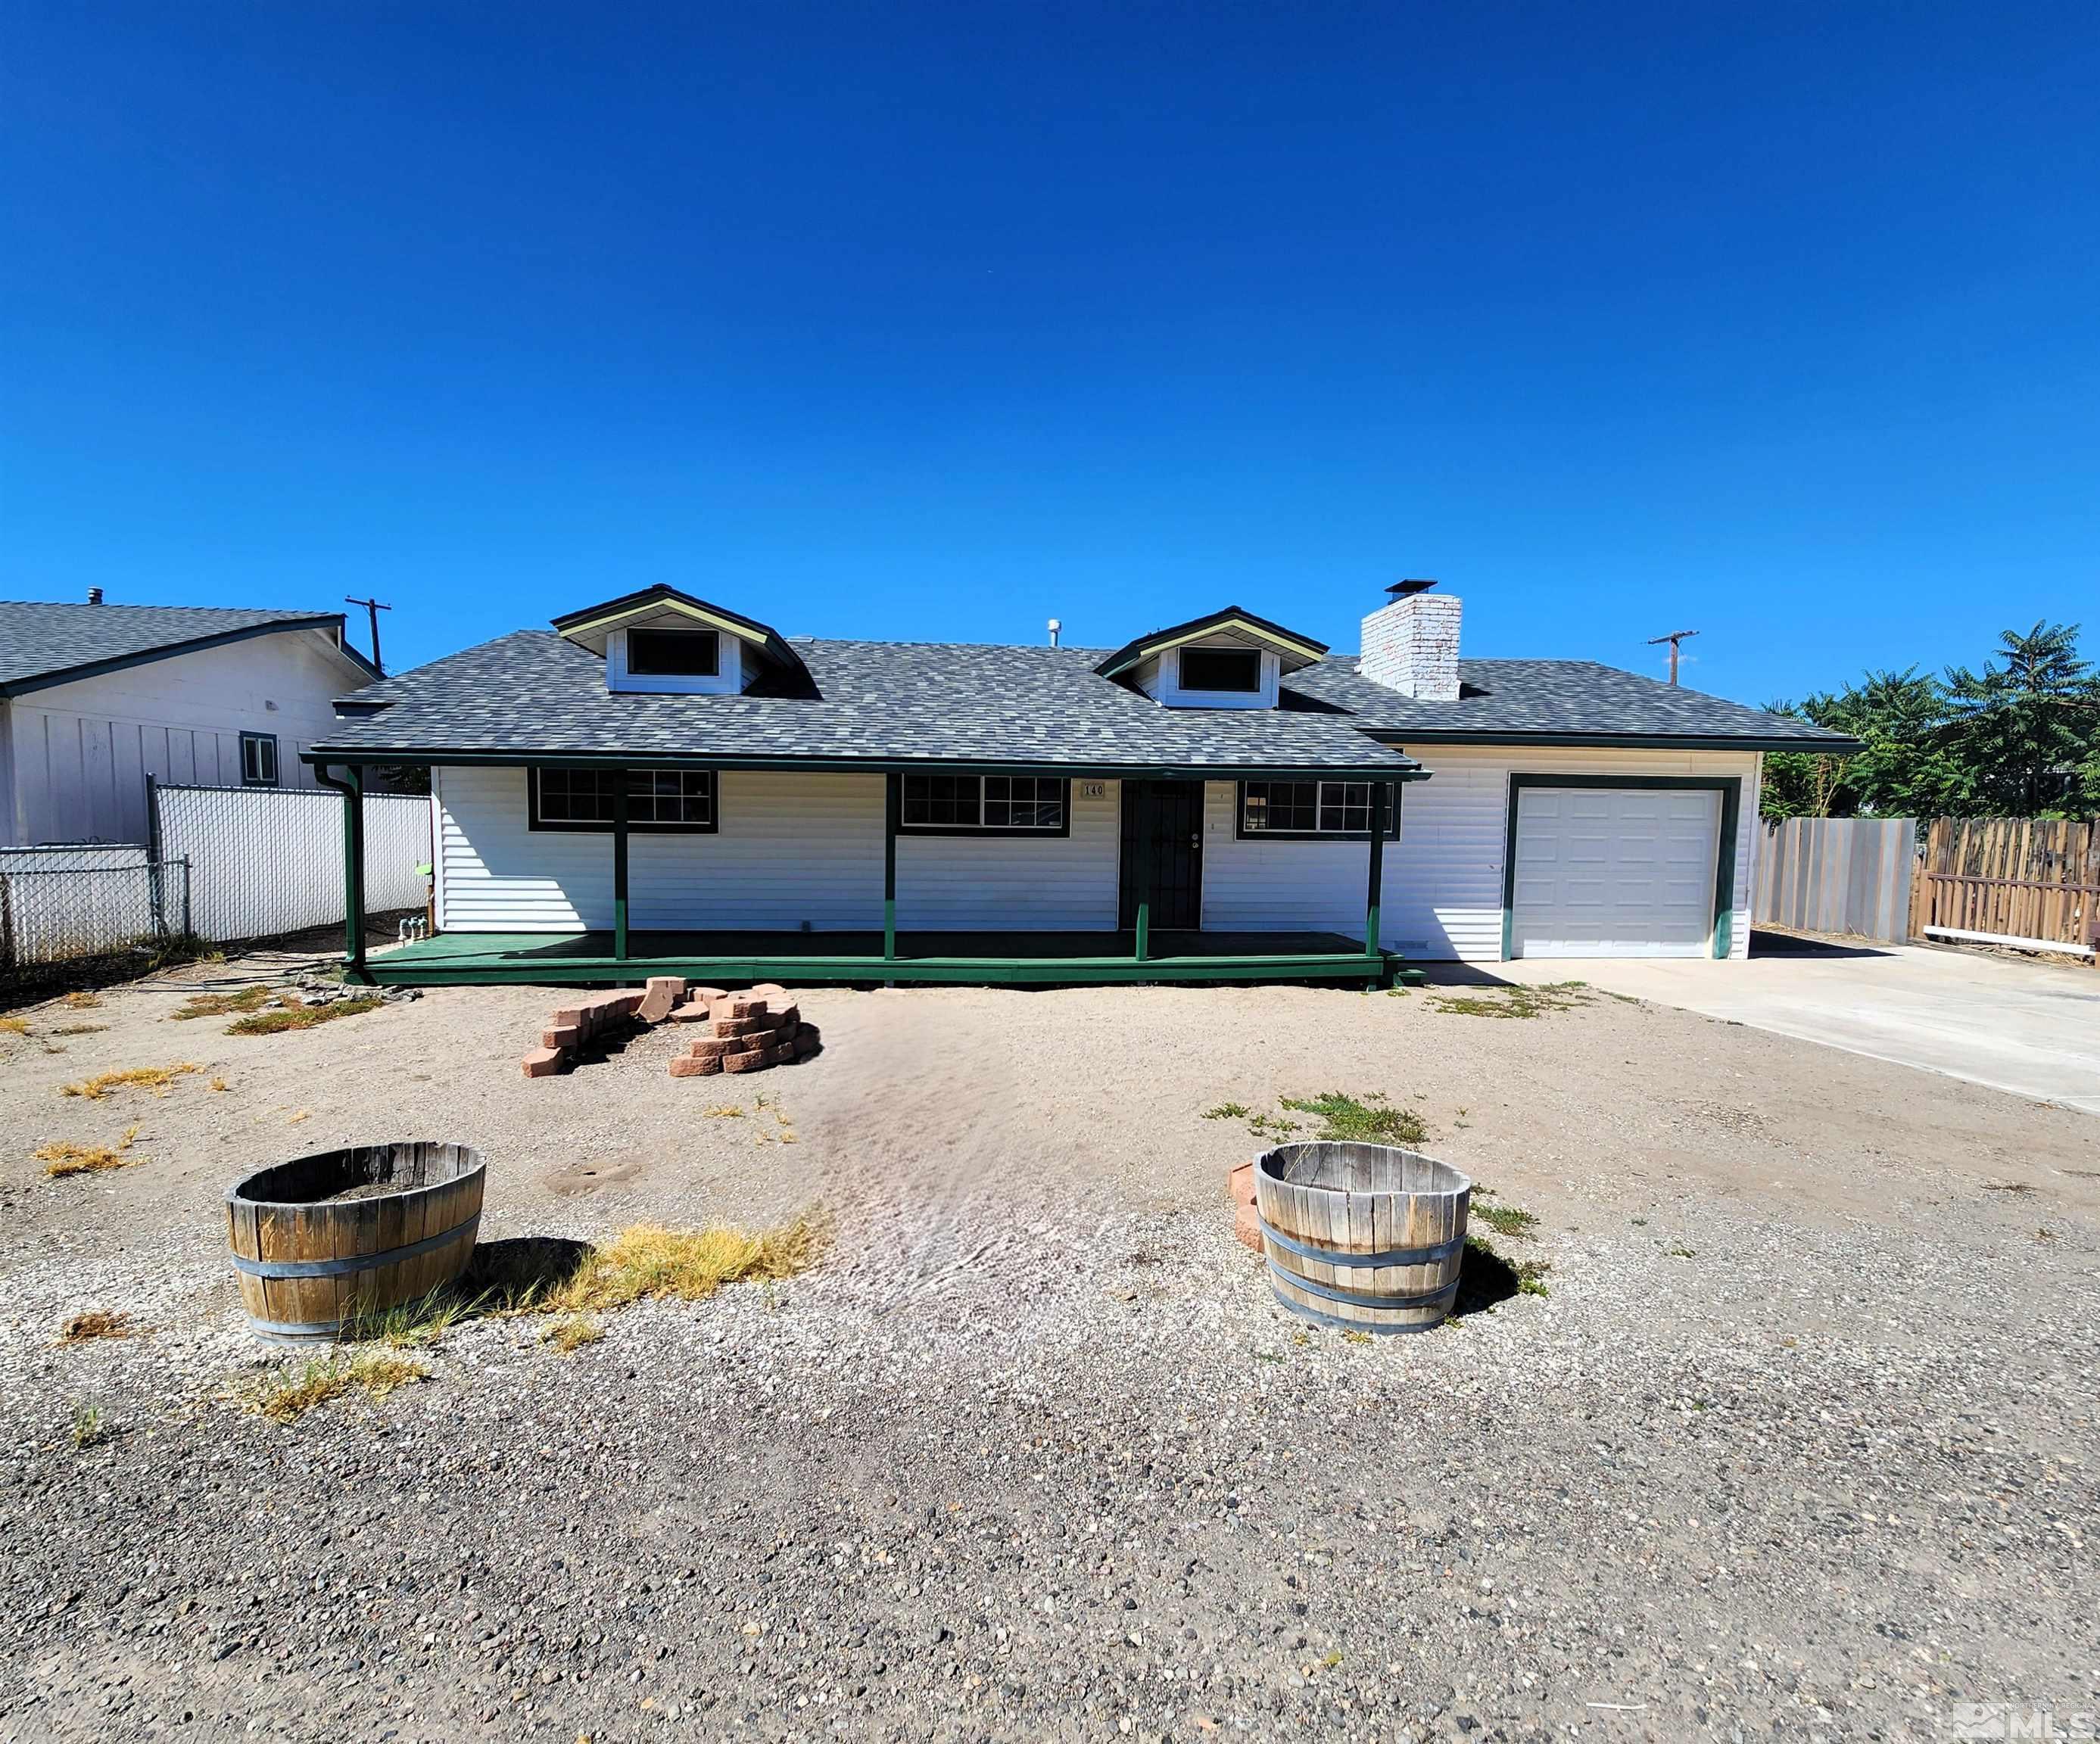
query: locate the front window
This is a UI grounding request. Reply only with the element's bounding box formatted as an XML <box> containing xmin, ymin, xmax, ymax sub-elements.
<box><xmin>239</xmin><ymin>731</ymin><xmax>279</xmax><ymax>788</ymax></box>
<box><xmin>1176</xmin><ymin>646</ymin><xmax>1262</xmax><ymax>693</ymax></box>
<box><xmin>530</xmin><ymin>768</ymin><xmax>716</xmax><ymax>832</ymax></box>
<box><xmin>625</xmin><ymin>628</ymin><xmax>720</xmax><ymax>677</ymax></box>
<box><xmin>1239</xmin><ymin>780</ymin><xmax>1375</xmax><ymax>837</ymax></box>
<box><xmin>900</xmin><ymin>774</ymin><xmax>1067</xmax><ymax>833</ymax></box>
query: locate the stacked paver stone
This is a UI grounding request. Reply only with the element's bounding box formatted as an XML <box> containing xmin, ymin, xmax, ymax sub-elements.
<box><xmin>666</xmin><ymin>983</ymin><xmax>821</xmax><ymax>1077</ymax></box>
<box><xmin>518</xmin><ymin>977</ymin><xmax>821</xmax><ymax>1078</ymax></box>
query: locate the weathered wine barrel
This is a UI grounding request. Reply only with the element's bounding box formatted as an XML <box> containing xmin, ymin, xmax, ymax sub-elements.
<box><xmin>1254</xmin><ymin>1142</ymin><xmax>1470</xmax><ymax>1334</ymax></box>
<box><xmin>226</xmin><ymin>1142</ymin><xmax>486</xmax><ymax>1344</ymax></box>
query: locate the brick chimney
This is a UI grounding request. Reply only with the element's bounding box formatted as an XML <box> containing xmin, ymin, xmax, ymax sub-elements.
<box><xmin>1359</xmin><ymin>579</ymin><xmax>1460</xmax><ymax>699</ymax></box>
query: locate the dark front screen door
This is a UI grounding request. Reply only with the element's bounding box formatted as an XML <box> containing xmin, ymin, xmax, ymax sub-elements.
<box><xmin>1119</xmin><ymin>780</ymin><xmax>1204</xmax><ymax>931</ymax></box>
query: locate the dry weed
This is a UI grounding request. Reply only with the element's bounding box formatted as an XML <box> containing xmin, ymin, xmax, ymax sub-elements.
<box><xmin>37</xmin><ymin>1126</ymin><xmax>144</xmax><ymax>1179</ymax></box>
<box><xmin>60</xmin><ymin>1064</ymin><xmax>199</xmax><ymax>1101</ymax></box>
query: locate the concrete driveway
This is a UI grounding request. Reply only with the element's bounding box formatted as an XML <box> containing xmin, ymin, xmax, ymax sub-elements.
<box><xmin>1497</xmin><ymin>933</ymin><xmax>2100</xmax><ymax>1116</ymax></box>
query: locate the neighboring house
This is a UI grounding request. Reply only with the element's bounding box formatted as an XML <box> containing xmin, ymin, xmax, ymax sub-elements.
<box><xmin>309</xmin><ymin>581</ymin><xmax>1854</xmax><ymax>987</ymax></box>
<box><xmin>0</xmin><ymin>596</ymin><xmax>379</xmax><ymax>846</ymax></box>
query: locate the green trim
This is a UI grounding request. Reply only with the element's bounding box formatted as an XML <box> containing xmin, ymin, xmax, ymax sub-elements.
<box><xmin>1375</xmin><ymin>730</ymin><xmax>1859</xmax><ymax>754</ymax></box>
<box><xmin>896</xmin><ymin>774</ymin><xmax>1073</xmax><ymax>838</ymax></box>
<box><xmin>1363</xmin><ymin>783</ymin><xmax>1387</xmax><ymax>956</ymax></box>
<box><xmin>1499</xmin><ymin>774</ymin><xmax>1742</xmax><ymax>962</ymax></box>
<box><xmin>307</xmin><ymin>749</ymin><xmax>1427</xmax><ymax>781</ymax></box>
<box><xmin>1235</xmin><ymin>777</ymin><xmax>1402</xmax><ymax>842</ymax></box>
<box><xmin>365</xmin><ymin>941</ymin><xmax>1419</xmax><ymax>991</ymax></box>
<box><xmin>2</xmin><ymin>615</ymin><xmax>374</xmax><ymax>699</ymax></box>
<box><xmin>527</xmin><ymin>767</ymin><xmax>719</xmax><ymax>834</ymax></box>
<box><xmin>313</xmin><ymin>764</ymin><xmax>369</xmax><ymax>980</ymax></box>
<box><xmin>238</xmin><ymin>730</ymin><xmax>280</xmax><ymax>789</ymax></box>
<box><xmin>612</xmin><ymin>778</ymin><xmax>629</xmax><ymax>962</ymax></box>
<box><xmin>883</xmin><ymin>774</ymin><xmax>899</xmax><ymax>962</ymax></box>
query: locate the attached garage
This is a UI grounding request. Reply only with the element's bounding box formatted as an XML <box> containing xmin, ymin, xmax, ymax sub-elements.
<box><xmin>1503</xmin><ymin>776</ymin><xmax>1740</xmax><ymax>960</ymax></box>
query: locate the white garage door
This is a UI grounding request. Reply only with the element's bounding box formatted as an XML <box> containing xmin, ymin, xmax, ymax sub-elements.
<box><xmin>1510</xmin><ymin>786</ymin><xmax>1721</xmax><ymax>958</ymax></box>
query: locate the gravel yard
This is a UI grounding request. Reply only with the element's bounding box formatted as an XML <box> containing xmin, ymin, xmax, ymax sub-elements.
<box><xmin>2</xmin><ymin>957</ymin><xmax>2095</xmax><ymax>1742</ymax></box>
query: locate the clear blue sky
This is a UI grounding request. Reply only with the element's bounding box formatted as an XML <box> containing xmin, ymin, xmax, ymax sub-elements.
<box><xmin>5</xmin><ymin>2</ymin><xmax>2095</xmax><ymax>704</ymax></box>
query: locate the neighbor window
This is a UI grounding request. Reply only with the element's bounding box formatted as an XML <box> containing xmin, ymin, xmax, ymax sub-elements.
<box><xmin>530</xmin><ymin>768</ymin><xmax>716</xmax><ymax>832</ymax></box>
<box><xmin>1176</xmin><ymin>646</ymin><xmax>1262</xmax><ymax>693</ymax></box>
<box><xmin>1239</xmin><ymin>779</ymin><xmax>1376</xmax><ymax>836</ymax></box>
<box><xmin>624</xmin><ymin>628</ymin><xmax>721</xmax><ymax>678</ymax></box>
<box><xmin>900</xmin><ymin>774</ymin><xmax>1067</xmax><ymax>833</ymax></box>
<box><xmin>239</xmin><ymin>731</ymin><xmax>279</xmax><ymax>788</ymax></box>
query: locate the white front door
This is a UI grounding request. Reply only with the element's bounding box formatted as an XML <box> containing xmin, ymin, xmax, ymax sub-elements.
<box><xmin>1509</xmin><ymin>786</ymin><xmax>1722</xmax><ymax>958</ymax></box>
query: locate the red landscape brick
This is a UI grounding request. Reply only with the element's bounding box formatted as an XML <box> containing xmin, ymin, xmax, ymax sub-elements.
<box><xmin>668</xmin><ymin>1053</ymin><xmax>723</xmax><ymax>1077</ymax></box>
<box><xmin>521</xmin><ymin>1047</ymin><xmax>568</xmax><ymax>1079</ymax></box>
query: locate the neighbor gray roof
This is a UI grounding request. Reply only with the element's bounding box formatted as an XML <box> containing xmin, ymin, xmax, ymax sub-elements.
<box><xmin>0</xmin><ymin>600</ymin><xmax>369</xmax><ymax>696</ymax></box>
<box><xmin>314</xmin><ymin>631</ymin><xmax>1856</xmax><ymax>769</ymax></box>
<box><xmin>312</xmin><ymin>632</ymin><xmax>1419</xmax><ymax>774</ymax></box>
<box><xmin>1287</xmin><ymin>656</ymin><xmax>1858</xmax><ymax>749</ymax></box>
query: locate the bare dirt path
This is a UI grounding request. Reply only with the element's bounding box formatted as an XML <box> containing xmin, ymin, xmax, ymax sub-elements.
<box><xmin>2</xmin><ymin>963</ymin><xmax>2094</xmax><ymax>1740</ymax></box>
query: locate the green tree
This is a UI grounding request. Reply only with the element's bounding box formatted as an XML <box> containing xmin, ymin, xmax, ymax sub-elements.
<box><xmin>1943</xmin><ymin>622</ymin><xmax>2100</xmax><ymax>816</ymax></box>
<box><xmin>1758</xmin><ymin>669</ymin><xmax>1971</xmax><ymax>820</ymax></box>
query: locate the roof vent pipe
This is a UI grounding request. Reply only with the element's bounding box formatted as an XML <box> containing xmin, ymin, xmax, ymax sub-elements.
<box><xmin>1048</xmin><ymin>618</ymin><xmax>1061</xmax><ymax>649</ymax></box>
<box><xmin>87</xmin><ymin>587</ymin><xmax>104</xmax><ymax>605</ymax></box>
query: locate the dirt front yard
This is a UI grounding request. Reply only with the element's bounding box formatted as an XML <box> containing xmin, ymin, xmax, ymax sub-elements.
<box><xmin>2</xmin><ymin>960</ymin><xmax>2095</xmax><ymax>1742</ymax></box>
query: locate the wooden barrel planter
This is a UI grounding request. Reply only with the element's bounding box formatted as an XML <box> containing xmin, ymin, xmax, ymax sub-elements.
<box><xmin>1254</xmin><ymin>1141</ymin><xmax>1470</xmax><ymax>1334</ymax></box>
<box><xmin>226</xmin><ymin>1142</ymin><xmax>486</xmax><ymax>1344</ymax></box>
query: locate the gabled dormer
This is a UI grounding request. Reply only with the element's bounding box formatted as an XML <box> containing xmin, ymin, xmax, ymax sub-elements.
<box><xmin>1092</xmin><ymin>606</ymin><xmax>1327</xmax><ymax>711</ymax></box>
<box><xmin>550</xmin><ymin>586</ymin><xmax>812</xmax><ymax>696</ymax></box>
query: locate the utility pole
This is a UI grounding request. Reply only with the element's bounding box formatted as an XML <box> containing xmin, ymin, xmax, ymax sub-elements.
<box><xmin>345</xmin><ymin>596</ymin><xmax>392</xmax><ymax>676</ymax></box>
<box><xmin>1647</xmin><ymin>628</ymin><xmax>1700</xmax><ymax>686</ymax></box>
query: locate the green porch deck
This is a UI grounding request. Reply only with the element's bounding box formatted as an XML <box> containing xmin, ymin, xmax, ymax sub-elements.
<box><xmin>362</xmin><ymin>929</ymin><xmax>1414</xmax><ymax>989</ymax></box>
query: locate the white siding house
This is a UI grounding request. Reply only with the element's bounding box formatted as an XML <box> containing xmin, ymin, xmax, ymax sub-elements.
<box><xmin>311</xmin><ymin>582</ymin><xmax>1852</xmax><ymax>984</ymax></box>
<box><xmin>0</xmin><ymin>600</ymin><xmax>378</xmax><ymax>847</ymax></box>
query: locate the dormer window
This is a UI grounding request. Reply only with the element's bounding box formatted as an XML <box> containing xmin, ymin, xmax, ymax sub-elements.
<box><xmin>1176</xmin><ymin>646</ymin><xmax>1261</xmax><ymax>694</ymax></box>
<box><xmin>549</xmin><ymin>585</ymin><xmax>815</xmax><ymax>699</ymax></box>
<box><xmin>626</xmin><ymin>628</ymin><xmax>719</xmax><ymax>678</ymax></box>
<box><xmin>1092</xmin><ymin>606</ymin><xmax>1327</xmax><ymax>712</ymax></box>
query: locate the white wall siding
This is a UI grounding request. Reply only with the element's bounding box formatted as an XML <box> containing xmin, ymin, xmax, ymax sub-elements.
<box><xmin>629</xmin><ymin>773</ymin><xmax>883</xmax><ymax>930</ymax></box>
<box><xmin>435</xmin><ymin>765</ymin><xmax>612</xmax><ymax>932</ymax></box>
<box><xmin>1383</xmin><ymin>745</ymin><xmax>1762</xmax><ymax>962</ymax></box>
<box><xmin>435</xmin><ymin>767</ymin><xmax>887</xmax><ymax>933</ymax></box>
<box><xmin>896</xmin><ymin>780</ymin><xmax>1120</xmax><ymax>929</ymax></box>
<box><xmin>1199</xmin><ymin>780</ymin><xmax>1367</xmax><ymax>935</ymax></box>
<box><xmin>5</xmin><ymin>630</ymin><xmax>365</xmax><ymax>846</ymax></box>
<box><xmin>1199</xmin><ymin>746</ymin><xmax>1760</xmax><ymax>961</ymax></box>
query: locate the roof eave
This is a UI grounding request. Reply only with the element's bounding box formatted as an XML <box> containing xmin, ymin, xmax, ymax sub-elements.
<box><xmin>0</xmin><ymin>615</ymin><xmax>370</xmax><ymax>699</ymax></box>
<box><xmin>1364</xmin><ymin>728</ymin><xmax>1866</xmax><ymax>754</ymax></box>
<box><xmin>302</xmin><ymin>746</ymin><xmax>1424</xmax><ymax>780</ymax></box>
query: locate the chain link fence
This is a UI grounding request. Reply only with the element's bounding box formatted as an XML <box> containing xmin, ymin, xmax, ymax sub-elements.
<box><xmin>151</xmin><ymin>780</ymin><xmax>430</xmax><ymax>944</ymax></box>
<box><xmin>0</xmin><ymin>845</ymin><xmax>195</xmax><ymax>991</ymax></box>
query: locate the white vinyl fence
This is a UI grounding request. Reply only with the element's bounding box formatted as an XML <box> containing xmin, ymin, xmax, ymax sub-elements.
<box><xmin>152</xmin><ymin>781</ymin><xmax>432</xmax><ymax>944</ymax></box>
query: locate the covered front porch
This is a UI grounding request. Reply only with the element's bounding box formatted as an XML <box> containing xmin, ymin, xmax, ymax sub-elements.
<box><xmin>363</xmin><ymin>926</ymin><xmax>1413</xmax><ymax>987</ymax></box>
<box><xmin>314</xmin><ymin>750</ymin><xmax>1428</xmax><ymax>990</ymax></box>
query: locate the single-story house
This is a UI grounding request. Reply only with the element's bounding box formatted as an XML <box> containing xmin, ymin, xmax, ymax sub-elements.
<box><xmin>0</xmin><ymin>593</ymin><xmax>380</xmax><ymax>846</ymax></box>
<box><xmin>307</xmin><ymin>580</ymin><xmax>1854</xmax><ymax>987</ymax></box>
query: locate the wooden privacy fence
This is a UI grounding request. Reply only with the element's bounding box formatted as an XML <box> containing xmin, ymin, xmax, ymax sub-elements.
<box><xmin>1915</xmin><ymin>818</ymin><xmax>2099</xmax><ymax>959</ymax></box>
<box><xmin>1754</xmin><ymin>818</ymin><xmax>1917</xmax><ymax>944</ymax></box>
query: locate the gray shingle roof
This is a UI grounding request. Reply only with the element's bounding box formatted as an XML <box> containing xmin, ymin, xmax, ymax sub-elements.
<box><xmin>314</xmin><ymin>632</ymin><xmax>1855</xmax><ymax>768</ymax></box>
<box><xmin>1287</xmin><ymin>656</ymin><xmax>1857</xmax><ymax>748</ymax></box>
<box><xmin>313</xmin><ymin>632</ymin><xmax>1416</xmax><ymax>772</ymax></box>
<box><xmin>0</xmin><ymin>600</ymin><xmax>360</xmax><ymax>695</ymax></box>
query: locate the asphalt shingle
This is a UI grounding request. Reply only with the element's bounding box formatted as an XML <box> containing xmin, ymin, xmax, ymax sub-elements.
<box><xmin>313</xmin><ymin>631</ymin><xmax>1853</xmax><ymax>767</ymax></box>
<box><xmin>0</xmin><ymin>600</ymin><xmax>351</xmax><ymax>693</ymax></box>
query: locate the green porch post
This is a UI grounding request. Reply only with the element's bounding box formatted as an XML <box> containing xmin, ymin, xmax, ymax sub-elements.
<box><xmin>612</xmin><ymin>774</ymin><xmax>629</xmax><ymax>962</ymax></box>
<box><xmin>1133</xmin><ymin>781</ymin><xmax>1151</xmax><ymax>963</ymax></box>
<box><xmin>341</xmin><ymin>765</ymin><xmax>367</xmax><ymax>979</ymax></box>
<box><xmin>883</xmin><ymin>773</ymin><xmax>899</xmax><ymax>961</ymax></box>
<box><xmin>1364</xmin><ymin>782</ymin><xmax>1388</xmax><ymax>957</ymax></box>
